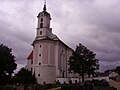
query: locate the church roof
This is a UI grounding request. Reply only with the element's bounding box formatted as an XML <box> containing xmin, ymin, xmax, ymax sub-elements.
<box><xmin>27</xmin><ymin>51</ymin><xmax>33</xmax><ymax>59</ymax></box>
<box><xmin>33</xmin><ymin>37</ymin><xmax>73</xmax><ymax>51</ymax></box>
<box><xmin>28</xmin><ymin>38</ymin><xmax>73</xmax><ymax>60</ymax></box>
<box><xmin>37</xmin><ymin>1</ymin><xmax>51</xmax><ymax>18</ymax></box>
<box><xmin>57</xmin><ymin>39</ymin><xmax>74</xmax><ymax>51</ymax></box>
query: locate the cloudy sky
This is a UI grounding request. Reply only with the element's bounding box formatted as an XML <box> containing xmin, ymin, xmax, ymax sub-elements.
<box><xmin>0</xmin><ymin>0</ymin><xmax>120</xmax><ymax>72</ymax></box>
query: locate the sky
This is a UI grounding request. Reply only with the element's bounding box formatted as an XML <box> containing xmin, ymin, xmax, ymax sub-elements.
<box><xmin>0</xmin><ymin>0</ymin><xmax>120</xmax><ymax>72</ymax></box>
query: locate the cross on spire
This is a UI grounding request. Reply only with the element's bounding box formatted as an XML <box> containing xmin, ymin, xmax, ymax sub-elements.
<box><xmin>43</xmin><ymin>0</ymin><xmax>47</xmax><ymax>11</ymax></box>
<box><xmin>44</xmin><ymin>0</ymin><xmax>46</xmax><ymax>5</ymax></box>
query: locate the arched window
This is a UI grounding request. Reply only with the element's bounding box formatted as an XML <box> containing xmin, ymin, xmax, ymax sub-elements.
<box><xmin>31</xmin><ymin>60</ymin><xmax>33</xmax><ymax>64</ymax></box>
<box><xmin>40</xmin><ymin>31</ymin><xmax>42</xmax><ymax>35</ymax></box>
<box><xmin>41</xmin><ymin>18</ymin><xmax>43</xmax><ymax>22</ymax></box>
<box><xmin>39</xmin><ymin>63</ymin><xmax>41</xmax><ymax>65</ymax></box>
<box><xmin>39</xmin><ymin>54</ymin><xmax>41</xmax><ymax>57</ymax></box>
<box><xmin>40</xmin><ymin>45</ymin><xmax>42</xmax><ymax>48</ymax></box>
<box><xmin>38</xmin><ymin>74</ymin><xmax>40</xmax><ymax>76</ymax></box>
<box><xmin>40</xmin><ymin>23</ymin><xmax>43</xmax><ymax>28</ymax></box>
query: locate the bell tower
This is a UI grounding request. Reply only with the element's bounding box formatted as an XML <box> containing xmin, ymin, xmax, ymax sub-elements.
<box><xmin>26</xmin><ymin>0</ymin><xmax>74</xmax><ymax>84</ymax></box>
<box><xmin>36</xmin><ymin>1</ymin><xmax>52</xmax><ymax>40</ymax></box>
<box><xmin>32</xmin><ymin>1</ymin><xmax>56</xmax><ymax>84</ymax></box>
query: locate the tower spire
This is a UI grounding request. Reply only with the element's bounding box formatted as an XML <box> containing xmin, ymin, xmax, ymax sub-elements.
<box><xmin>43</xmin><ymin>0</ymin><xmax>46</xmax><ymax>11</ymax></box>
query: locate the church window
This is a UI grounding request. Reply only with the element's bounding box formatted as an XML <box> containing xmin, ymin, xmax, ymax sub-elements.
<box><xmin>38</xmin><ymin>74</ymin><xmax>40</xmax><ymax>76</ymax></box>
<box><xmin>40</xmin><ymin>45</ymin><xmax>42</xmax><ymax>48</ymax></box>
<box><xmin>31</xmin><ymin>60</ymin><xmax>33</xmax><ymax>64</ymax></box>
<box><xmin>39</xmin><ymin>54</ymin><xmax>41</xmax><ymax>57</ymax></box>
<box><xmin>41</xmin><ymin>18</ymin><xmax>43</xmax><ymax>22</ymax></box>
<box><xmin>40</xmin><ymin>23</ymin><xmax>43</xmax><ymax>28</ymax></box>
<box><xmin>39</xmin><ymin>63</ymin><xmax>41</xmax><ymax>65</ymax></box>
<box><xmin>40</xmin><ymin>31</ymin><xmax>42</xmax><ymax>35</ymax></box>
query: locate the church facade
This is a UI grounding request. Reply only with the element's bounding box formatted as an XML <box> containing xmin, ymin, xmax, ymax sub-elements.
<box><xmin>26</xmin><ymin>4</ymin><xmax>73</xmax><ymax>84</ymax></box>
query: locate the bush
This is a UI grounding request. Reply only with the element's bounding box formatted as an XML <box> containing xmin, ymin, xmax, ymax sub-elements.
<box><xmin>92</xmin><ymin>79</ymin><xmax>109</xmax><ymax>87</ymax></box>
<box><xmin>92</xmin><ymin>79</ymin><xmax>100</xmax><ymax>86</ymax></box>
<box><xmin>61</xmin><ymin>84</ymin><xmax>72</xmax><ymax>90</ymax></box>
<box><xmin>69</xmin><ymin>80</ymin><xmax>72</xmax><ymax>84</ymax></box>
<box><xmin>99</xmin><ymin>79</ymin><xmax>109</xmax><ymax>87</ymax></box>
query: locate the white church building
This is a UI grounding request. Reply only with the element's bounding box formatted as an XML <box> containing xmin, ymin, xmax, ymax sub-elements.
<box><xmin>26</xmin><ymin>3</ymin><xmax>73</xmax><ymax>84</ymax></box>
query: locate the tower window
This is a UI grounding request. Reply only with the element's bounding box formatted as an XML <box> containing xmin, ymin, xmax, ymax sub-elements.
<box><xmin>39</xmin><ymin>54</ymin><xmax>41</xmax><ymax>57</ymax></box>
<box><xmin>41</xmin><ymin>18</ymin><xmax>43</xmax><ymax>22</ymax></box>
<box><xmin>39</xmin><ymin>63</ymin><xmax>41</xmax><ymax>65</ymax></box>
<box><xmin>40</xmin><ymin>31</ymin><xmax>42</xmax><ymax>35</ymax></box>
<box><xmin>40</xmin><ymin>45</ymin><xmax>42</xmax><ymax>48</ymax></box>
<box><xmin>40</xmin><ymin>23</ymin><xmax>43</xmax><ymax>28</ymax></box>
<box><xmin>31</xmin><ymin>60</ymin><xmax>33</xmax><ymax>64</ymax></box>
<box><xmin>38</xmin><ymin>74</ymin><xmax>40</xmax><ymax>76</ymax></box>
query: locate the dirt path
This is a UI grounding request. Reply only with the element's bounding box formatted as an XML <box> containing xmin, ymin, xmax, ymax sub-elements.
<box><xmin>109</xmin><ymin>80</ymin><xmax>120</xmax><ymax>90</ymax></box>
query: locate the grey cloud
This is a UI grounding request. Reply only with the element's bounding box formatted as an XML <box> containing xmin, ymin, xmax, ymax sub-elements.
<box><xmin>0</xmin><ymin>0</ymin><xmax>120</xmax><ymax>72</ymax></box>
<box><xmin>51</xmin><ymin>0</ymin><xmax>120</xmax><ymax>71</ymax></box>
<box><xmin>99</xmin><ymin>60</ymin><xmax>120</xmax><ymax>71</ymax></box>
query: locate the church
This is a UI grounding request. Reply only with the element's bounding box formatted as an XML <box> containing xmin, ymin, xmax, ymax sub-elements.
<box><xmin>26</xmin><ymin>3</ymin><xmax>73</xmax><ymax>84</ymax></box>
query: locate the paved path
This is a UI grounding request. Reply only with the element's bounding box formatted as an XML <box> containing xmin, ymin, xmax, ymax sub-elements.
<box><xmin>109</xmin><ymin>80</ymin><xmax>120</xmax><ymax>90</ymax></box>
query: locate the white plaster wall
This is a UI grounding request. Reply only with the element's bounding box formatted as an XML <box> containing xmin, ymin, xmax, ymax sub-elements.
<box><xmin>55</xmin><ymin>42</ymin><xmax>59</xmax><ymax>77</ymax></box>
<box><xmin>36</xmin><ymin>28</ymin><xmax>53</xmax><ymax>39</ymax></box>
<box><xmin>49</xmin><ymin>43</ymin><xmax>55</xmax><ymax>65</ymax></box>
<box><xmin>56</xmin><ymin>42</ymin><xmax>73</xmax><ymax>78</ymax></box>
<box><xmin>57</xmin><ymin>76</ymin><xmax>109</xmax><ymax>84</ymax></box>
<box><xmin>57</xmin><ymin>43</ymin><xmax>66</xmax><ymax>77</ymax></box>
<box><xmin>84</xmin><ymin>76</ymin><xmax>109</xmax><ymax>82</ymax></box>
<box><xmin>42</xmin><ymin>41</ymin><xmax>55</xmax><ymax>65</ymax></box>
<box><xmin>33</xmin><ymin>40</ymin><xmax>73</xmax><ymax>84</ymax></box>
<box><xmin>33</xmin><ymin>40</ymin><xmax>56</xmax><ymax>84</ymax></box>
<box><xmin>36</xmin><ymin>12</ymin><xmax>51</xmax><ymax>38</ymax></box>
<box><xmin>38</xmin><ymin>43</ymin><xmax>43</xmax><ymax>65</ymax></box>
<box><xmin>26</xmin><ymin>59</ymin><xmax>32</xmax><ymax>71</ymax></box>
<box><xmin>36</xmin><ymin>28</ymin><xmax>47</xmax><ymax>37</ymax></box>
<box><xmin>43</xmin><ymin>16</ymin><xmax>50</xmax><ymax>28</ymax></box>
<box><xmin>33</xmin><ymin>42</ymin><xmax>44</xmax><ymax>65</ymax></box>
<box><xmin>33</xmin><ymin>44</ymin><xmax>39</xmax><ymax>65</ymax></box>
<box><xmin>56</xmin><ymin>78</ymin><xmax>69</xmax><ymax>84</ymax></box>
<box><xmin>37</xmin><ymin>12</ymin><xmax>51</xmax><ymax>29</ymax></box>
<box><xmin>35</xmin><ymin>65</ymin><xmax>56</xmax><ymax>84</ymax></box>
<box><xmin>31</xmin><ymin>8</ymin><xmax>75</xmax><ymax>84</ymax></box>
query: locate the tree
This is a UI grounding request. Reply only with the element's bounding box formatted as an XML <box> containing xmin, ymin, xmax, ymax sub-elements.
<box><xmin>0</xmin><ymin>44</ymin><xmax>17</xmax><ymax>85</ymax></box>
<box><xmin>115</xmin><ymin>66</ymin><xmax>120</xmax><ymax>75</ymax></box>
<box><xmin>68</xmin><ymin>43</ymin><xmax>99</xmax><ymax>82</ymax></box>
<box><xmin>15</xmin><ymin>68</ymin><xmax>37</xmax><ymax>84</ymax></box>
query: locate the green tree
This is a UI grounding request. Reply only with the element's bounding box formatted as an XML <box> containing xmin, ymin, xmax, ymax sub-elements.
<box><xmin>0</xmin><ymin>44</ymin><xmax>17</xmax><ymax>85</ymax></box>
<box><xmin>68</xmin><ymin>43</ymin><xmax>99</xmax><ymax>82</ymax></box>
<box><xmin>115</xmin><ymin>66</ymin><xmax>120</xmax><ymax>75</ymax></box>
<box><xmin>15</xmin><ymin>68</ymin><xmax>37</xmax><ymax>84</ymax></box>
